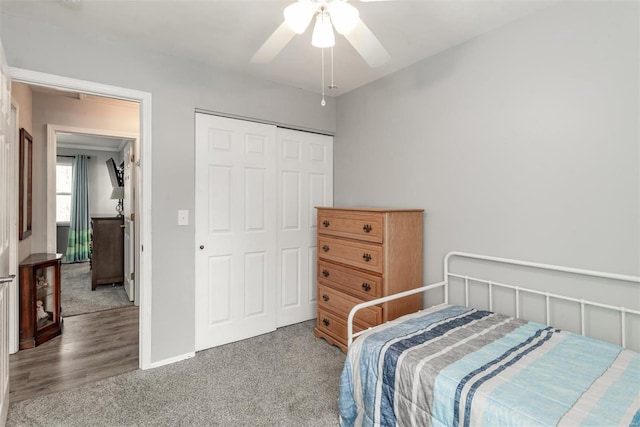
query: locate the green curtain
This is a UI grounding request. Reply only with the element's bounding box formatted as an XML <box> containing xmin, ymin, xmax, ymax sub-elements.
<box><xmin>65</xmin><ymin>155</ymin><xmax>90</xmax><ymax>263</ymax></box>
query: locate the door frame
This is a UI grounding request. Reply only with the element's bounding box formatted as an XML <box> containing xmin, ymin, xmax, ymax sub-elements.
<box><xmin>8</xmin><ymin>100</ymin><xmax>19</xmax><ymax>355</ymax></box>
<box><xmin>8</xmin><ymin>67</ymin><xmax>153</xmax><ymax>369</ymax></box>
<box><xmin>45</xmin><ymin>124</ymin><xmax>138</xmax><ymax>253</ymax></box>
<box><xmin>47</xmin><ymin>126</ymin><xmax>138</xmax><ymax>305</ymax></box>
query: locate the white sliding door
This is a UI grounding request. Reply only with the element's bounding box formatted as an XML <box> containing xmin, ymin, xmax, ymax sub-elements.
<box><xmin>276</xmin><ymin>129</ymin><xmax>333</xmax><ymax>327</ymax></box>
<box><xmin>195</xmin><ymin>114</ymin><xmax>333</xmax><ymax>351</ymax></box>
<box><xmin>195</xmin><ymin>114</ymin><xmax>277</xmax><ymax>351</ymax></box>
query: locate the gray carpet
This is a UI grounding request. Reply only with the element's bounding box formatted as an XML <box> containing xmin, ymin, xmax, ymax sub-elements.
<box><xmin>7</xmin><ymin>320</ymin><xmax>346</xmax><ymax>427</ymax></box>
<box><xmin>61</xmin><ymin>262</ymin><xmax>133</xmax><ymax>317</ymax></box>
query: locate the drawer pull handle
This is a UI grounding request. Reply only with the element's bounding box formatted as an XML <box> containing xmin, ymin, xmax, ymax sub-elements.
<box><xmin>322</xmin><ymin>220</ymin><xmax>330</xmax><ymax>228</ymax></box>
<box><xmin>322</xmin><ymin>294</ymin><xmax>329</xmax><ymax>302</ymax></box>
<box><xmin>362</xmin><ymin>282</ymin><xmax>371</xmax><ymax>292</ymax></box>
<box><xmin>322</xmin><ymin>318</ymin><xmax>330</xmax><ymax>327</ymax></box>
<box><xmin>322</xmin><ymin>245</ymin><xmax>330</xmax><ymax>252</ymax></box>
<box><xmin>362</xmin><ymin>253</ymin><xmax>372</xmax><ymax>262</ymax></box>
<box><xmin>363</xmin><ymin>224</ymin><xmax>372</xmax><ymax>233</ymax></box>
<box><xmin>322</xmin><ymin>269</ymin><xmax>330</xmax><ymax>278</ymax></box>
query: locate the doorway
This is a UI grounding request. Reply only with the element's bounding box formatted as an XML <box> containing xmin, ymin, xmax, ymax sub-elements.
<box><xmin>52</xmin><ymin>128</ymin><xmax>138</xmax><ymax>317</ymax></box>
<box><xmin>8</xmin><ymin>67</ymin><xmax>152</xmax><ymax>370</ymax></box>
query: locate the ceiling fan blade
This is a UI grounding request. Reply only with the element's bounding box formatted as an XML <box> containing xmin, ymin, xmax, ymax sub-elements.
<box><xmin>343</xmin><ymin>19</ymin><xmax>391</xmax><ymax>68</ymax></box>
<box><xmin>251</xmin><ymin>21</ymin><xmax>296</xmax><ymax>64</ymax></box>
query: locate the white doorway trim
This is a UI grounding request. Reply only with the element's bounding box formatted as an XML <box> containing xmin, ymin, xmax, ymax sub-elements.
<box><xmin>8</xmin><ymin>100</ymin><xmax>19</xmax><ymax>355</ymax></box>
<box><xmin>9</xmin><ymin>67</ymin><xmax>153</xmax><ymax>370</ymax></box>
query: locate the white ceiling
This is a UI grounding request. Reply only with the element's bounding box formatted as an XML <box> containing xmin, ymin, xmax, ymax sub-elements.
<box><xmin>1</xmin><ymin>0</ymin><xmax>556</xmax><ymax>96</ymax></box>
<box><xmin>57</xmin><ymin>132</ymin><xmax>133</xmax><ymax>152</ymax></box>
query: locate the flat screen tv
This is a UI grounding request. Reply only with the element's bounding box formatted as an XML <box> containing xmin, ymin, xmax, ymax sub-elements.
<box><xmin>106</xmin><ymin>158</ymin><xmax>123</xmax><ymax>187</ymax></box>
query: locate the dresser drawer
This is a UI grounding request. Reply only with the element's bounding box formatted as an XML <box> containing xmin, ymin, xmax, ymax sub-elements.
<box><xmin>317</xmin><ymin>309</ymin><xmax>365</xmax><ymax>343</ymax></box>
<box><xmin>318</xmin><ymin>236</ymin><xmax>383</xmax><ymax>274</ymax></box>
<box><xmin>318</xmin><ymin>210</ymin><xmax>383</xmax><ymax>243</ymax></box>
<box><xmin>318</xmin><ymin>260</ymin><xmax>381</xmax><ymax>299</ymax></box>
<box><xmin>318</xmin><ymin>284</ymin><xmax>382</xmax><ymax>328</ymax></box>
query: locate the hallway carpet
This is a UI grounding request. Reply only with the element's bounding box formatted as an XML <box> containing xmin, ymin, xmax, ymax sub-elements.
<box><xmin>61</xmin><ymin>261</ymin><xmax>132</xmax><ymax>316</ymax></box>
<box><xmin>7</xmin><ymin>320</ymin><xmax>345</xmax><ymax>427</ymax></box>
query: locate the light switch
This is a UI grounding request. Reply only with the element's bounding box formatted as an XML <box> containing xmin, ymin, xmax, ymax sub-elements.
<box><xmin>178</xmin><ymin>210</ymin><xmax>189</xmax><ymax>226</ymax></box>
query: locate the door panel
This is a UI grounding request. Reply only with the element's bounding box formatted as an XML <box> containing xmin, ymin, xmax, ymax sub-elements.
<box><xmin>195</xmin><ymin>114</ymin><xmax>277</xmax><ymax>351</ymax></box>
<box><xmin>244</xmin><ymin>252</ymin><xmax>267</xmax><ymax>317</ymax></box>
<box><xmin>208</xmin><ymin>255</ymin><xmax>231</xmax><ymax>324</ymax></box>
<box><xmin>209</xmin><ymin>165</ymin><xmax>231</xmax><ymax>231</ymax></box>
<box><xmin>276</xmin><ymin>129</ymin><xmax>333</xmax><ymax>327</ymax></box>
<box><xmin>281</xmin><ymin>247</ymin><xmax>300</xmax><ymax>308</ymax></box>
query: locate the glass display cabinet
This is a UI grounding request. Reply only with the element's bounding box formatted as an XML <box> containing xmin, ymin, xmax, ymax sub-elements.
<box><xmin>18</xmin><ymin>253</ymin><xmax>63</xmax><ymax>349</ymax></box>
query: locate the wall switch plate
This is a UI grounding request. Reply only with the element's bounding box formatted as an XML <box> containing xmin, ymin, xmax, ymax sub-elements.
<box><xmin>178</xmin><ymin>210</ymin><xmax>189</xmax><ymax>226</ymax></box>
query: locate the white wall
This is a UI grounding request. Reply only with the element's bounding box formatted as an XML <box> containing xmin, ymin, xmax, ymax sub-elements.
<box><xmin>0</xmin><ymin>14</ymin><xmax>336</xmax><ymax>364</ymax></box>
<box><xmin>11</xmin><ymin>82</ymin><xmax>32</xmax><ymax>262</ymax></box>
<box><xmin>335</xmin><ymin>1</ymin><xmax>639</xmax><ymax>283</ymax></box>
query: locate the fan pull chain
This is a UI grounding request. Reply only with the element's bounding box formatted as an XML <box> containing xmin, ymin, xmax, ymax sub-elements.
<box><xmin>321</xmin><ymin>48</ymin><xmax>326</xmax><ymax>106</ymax></box>
<box><xmin>329</xmin><ymin>46</ymin><xmax>337</xmax><ymax>90</ymax></box>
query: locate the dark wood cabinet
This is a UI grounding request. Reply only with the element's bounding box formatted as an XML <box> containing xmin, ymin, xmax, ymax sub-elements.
<box><xmin>91</xmin><ymin>216</ymin><xmax>124</xmax><ymax>290</ymax></box>
<box><xmin>19</xmin><ymin>253</ymin><xmax>63</xmax><ymax>349</ymax></box>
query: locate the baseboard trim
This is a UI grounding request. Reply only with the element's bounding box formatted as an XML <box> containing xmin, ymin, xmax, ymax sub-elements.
<box><xmin>147</xmin><ymin>352</ymin><xmax>195</xmax><ymax>369</ymax></box>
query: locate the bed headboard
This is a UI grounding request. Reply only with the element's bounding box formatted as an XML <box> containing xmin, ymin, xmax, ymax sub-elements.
<box><xmin>443</xmin><ymin>252</ymin><xmax>640</xmax><ymax>351</ymax></box>
<box><xmin>348</xmin><ymin>252</ymin><xmax>640</xmax><ymax>350</ymax></box>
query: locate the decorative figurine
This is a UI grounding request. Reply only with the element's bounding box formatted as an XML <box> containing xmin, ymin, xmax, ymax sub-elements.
<box><xmin>36</xmin><ymin>275</ymin><xmax>49</xmax><ymax>289</ymax></box>
<box><xmin>36</xmin><ymin>300</ymin><xmax>48</xmax><ymax>321</ymax></box>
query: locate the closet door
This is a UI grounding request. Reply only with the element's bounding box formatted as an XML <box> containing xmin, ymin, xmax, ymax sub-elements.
<box><xmin>195</xmin><ymin>114</ymin><xmax>277</xmax><ymax>351</ymax></box>
<box><xmin>277</xmin><ymin>129</ymin><xmax>333</xmax><ymax>327</ymax></box>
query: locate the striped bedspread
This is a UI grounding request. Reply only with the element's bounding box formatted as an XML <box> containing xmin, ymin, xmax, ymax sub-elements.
<box><xmin>339</xmin><ymin>304</ymin><xmax>640</xmax><ymax>426</ymax></box>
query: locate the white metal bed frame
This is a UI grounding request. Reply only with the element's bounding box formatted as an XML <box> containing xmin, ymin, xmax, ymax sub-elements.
<box><xmin>347</xmin><ymin>251</ymin><xmax>640</xmax><ymax>348</ymax></box>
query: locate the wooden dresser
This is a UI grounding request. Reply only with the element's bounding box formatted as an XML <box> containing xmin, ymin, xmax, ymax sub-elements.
<box><xmin>91</xmin><ymin>216</ymin><xmax>124</xmax><ymax>290</ymax></box>
<box><xmin>314</xmin><ymin>207</ymin><xmax>424</xmax><ymax>352</ymax></box>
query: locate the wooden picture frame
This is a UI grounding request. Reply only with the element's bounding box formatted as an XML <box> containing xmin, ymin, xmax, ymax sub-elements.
<box><xmin>19</xmin><ymin>128</ymin><xmax>33</xmax><ymax>240</ymax></box>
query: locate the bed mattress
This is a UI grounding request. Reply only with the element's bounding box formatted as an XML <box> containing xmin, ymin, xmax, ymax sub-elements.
<box><xmin>339</xmin><ymin>304</ymin><xmax>640</xmax><ymax>426</ymax></box>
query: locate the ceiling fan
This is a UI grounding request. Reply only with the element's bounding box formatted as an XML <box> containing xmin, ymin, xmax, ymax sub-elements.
<box><xmin>251</xmin><ymin>0</ymin><xmax>391</xmax><ymax>68</ymax></box>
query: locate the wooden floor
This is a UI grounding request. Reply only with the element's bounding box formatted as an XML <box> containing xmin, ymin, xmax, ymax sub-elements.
<box><xmin>9</xmin><ymin>305</ymin><xmax>139</xmax><ymax>403</ymax></box>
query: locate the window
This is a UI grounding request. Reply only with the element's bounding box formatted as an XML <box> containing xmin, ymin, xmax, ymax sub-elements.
<box><xmin>56</xmin><ymin>160</ymin><xmax>73</xmax><ymax>224</ymax></box>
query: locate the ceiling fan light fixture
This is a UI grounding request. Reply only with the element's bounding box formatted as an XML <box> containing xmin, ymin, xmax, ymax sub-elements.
<box><xmin>311</xmin><ymin>12</ymin><xmax>335</xmax><ymax>48</ymax></box>
<box><xmin>284</xmin><ymin>1</ymin><xmax>316</xmax><ymax>34</ymax></box>
<box><xmin>252</xmin><ymin>0</ymin><xmax>390</xmax><ymax>106</ymax></box>
<box><xmin>327</xmin><ymin>1</ymin><xmax>359</xmax><ymax>35</ymax></box>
